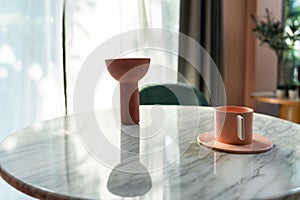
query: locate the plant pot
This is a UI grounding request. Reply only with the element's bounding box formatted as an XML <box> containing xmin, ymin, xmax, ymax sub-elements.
<box><xmin>106</xmin><ymin>58</ymin><xmax>150</xmax><ymax>125</ymax></box>
<box><xmin>276</xmin><ymin>89</ymin><xmax>285</xmax><ymax>98</ymax></box>
<box><xmin>288</xmin><ymin>89</ymin><xmax>298</xmax><ymax>99</ymax></box>
<box><xmin>277</xmin><ymin>57</ymin><xmax>294</xmax><ymax>94</ymax></box>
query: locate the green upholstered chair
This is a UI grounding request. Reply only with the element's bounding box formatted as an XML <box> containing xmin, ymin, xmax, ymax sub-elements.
<box><xmin>139</xmin><ymin>83</ymin><xmax>208</xmax><ymax>106</ymax></box>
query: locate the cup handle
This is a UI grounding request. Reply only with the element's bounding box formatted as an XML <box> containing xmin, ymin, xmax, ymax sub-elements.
<box><xmin>236</xmin><ymin>115</ymin><xmax>244</xmax><ymax>141</ymax></box>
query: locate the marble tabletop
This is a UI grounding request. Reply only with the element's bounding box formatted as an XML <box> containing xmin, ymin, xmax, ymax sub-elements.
<box><xmin>0</xmin><ymin>106</ymin><xmax>300</xmax><ymax>200</ymax></box>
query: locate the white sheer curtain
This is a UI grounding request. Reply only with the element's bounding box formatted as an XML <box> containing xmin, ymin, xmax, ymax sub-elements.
<box><xmin>0</xmin><ymin>1</ymin><xmax>64</xmax><ymax>140</ymax></box>
<box><xmin>65</xmin><ymin>0</ymin><xmax>180</xmax><ymax>112</ymax></box>
<box><xmin>0</xmin><ymin>1</ymin><xmax>64</xmax><ymax>199</ymax></box>
<box><xmin>0</xmin><ymin>0</ymin><xmax>180</xmax><ymax>198</ymax></box>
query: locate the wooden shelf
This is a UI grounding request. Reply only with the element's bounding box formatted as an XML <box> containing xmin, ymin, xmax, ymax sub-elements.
<box><xmin>251</xmin><ymin>91</ymin><xmax>300</xmax><ymax>124</ymax></box>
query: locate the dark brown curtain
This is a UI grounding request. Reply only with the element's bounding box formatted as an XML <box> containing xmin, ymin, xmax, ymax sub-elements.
<box><xmin>178</xmin><ymin>0</ymin><xmax>224</xmax><ymax>105</ymax></box>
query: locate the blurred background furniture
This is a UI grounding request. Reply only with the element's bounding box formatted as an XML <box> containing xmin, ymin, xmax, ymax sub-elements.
<box><xmin>140</xmin><ymin>83</ymin><xmax>208</xmax><ymax>106</ymax></box>
<box><xmin>251</xmin><ymin>91</ymin><xmax>300</xmax><ymax>124</ymax></box>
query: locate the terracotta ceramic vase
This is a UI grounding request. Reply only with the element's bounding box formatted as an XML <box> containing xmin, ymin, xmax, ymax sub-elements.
<box><xmin>106</xmin><ymin>58</ymin><xmax>150</xmax><ymax>125</ymax></box>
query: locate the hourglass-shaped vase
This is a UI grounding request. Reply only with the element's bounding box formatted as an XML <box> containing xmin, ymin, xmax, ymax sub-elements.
<box><xmin>106</xmin><ymin>58</ymin><xmax>150</xmax><ymax>125</ymax></box>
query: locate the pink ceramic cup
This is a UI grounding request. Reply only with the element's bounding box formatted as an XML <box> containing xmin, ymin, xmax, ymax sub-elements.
<box><xmin>215</xmin><ymin>106</ymin><xmax>253</xmax><ymax>145</ymax></box>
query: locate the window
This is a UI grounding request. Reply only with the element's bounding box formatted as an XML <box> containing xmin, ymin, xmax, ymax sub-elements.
<box><xmin>0</xmin><ymin>0</ymin><xmax>64</xmax><ymax>140</ymax></box>
<box><xmin>65</xmin><ymin>0</ymin><xmax>180</xmax><ymax>112</ymax></box>
<box><xmin>283</xmin><ymin>0</ymin><xmax>300</xmax><ymax>86</ymax></box>
<box><xmin>0</xmin><ymin>0</ymin><xmax>181</xmax><ymax>134</ymax></box>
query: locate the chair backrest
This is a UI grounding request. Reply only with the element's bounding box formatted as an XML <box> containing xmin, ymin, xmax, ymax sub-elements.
<box><xmin>139</xmin><ymin>83</ymin><xmax>208</xmax><ymax>106</ymax></box>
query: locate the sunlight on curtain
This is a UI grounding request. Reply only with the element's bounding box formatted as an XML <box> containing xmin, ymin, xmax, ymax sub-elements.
<box><xmin>0</xmin><ymin>1</ymin><xmax>64</xmax><ymax>139</ymax></box>
<box><xmin>0</xmin><ymin>1</ymin><xmax>64</xmax><ymax>199</ymax></box>
<box><xmin>65</xmin><ymin>0</ymin><xmax>180</xmax><ymax>111</ymax></box>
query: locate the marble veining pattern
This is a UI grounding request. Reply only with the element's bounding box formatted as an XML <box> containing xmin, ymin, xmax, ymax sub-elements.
<box><xmin>0</xmin><ymin>106</ymin><xmax>299</xmax><ymax>200</ymax></box>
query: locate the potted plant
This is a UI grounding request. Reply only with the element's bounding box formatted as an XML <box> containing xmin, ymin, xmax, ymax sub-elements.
<box><xmin>251</xmin><ymin>9</ymin><xmax>300</xmax><ymax>94</ymax></box>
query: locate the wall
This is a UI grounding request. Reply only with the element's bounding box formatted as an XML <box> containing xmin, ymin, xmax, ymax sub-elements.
<box><xmin>223</xmin><ymin>0</ymin><xmax>247</xmax><ymax>106</ymax></box>
<box><xmin>224</xmin><ymin>0</ymin><xmax>282</xmax><ymax>117</ymax></box>
<box><xmin>254</xmin><ymin>0</ymin><xmax>282</xmax><ymax>116</ymax></box>
<box><xmin>223</xmin><ymin>0</ymin><xmax>256</xmax><ymax>107</ymax></box>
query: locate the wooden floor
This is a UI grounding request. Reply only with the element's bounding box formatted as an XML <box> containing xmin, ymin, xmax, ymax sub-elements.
<box><xmin>0</xmin><ymin>178</ymin><xmax>35</xmax><ymax>199</ymax></box>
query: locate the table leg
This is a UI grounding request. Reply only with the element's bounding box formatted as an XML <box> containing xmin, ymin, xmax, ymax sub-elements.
<box><xmin>279</xmin><ymin>105</ymin><xmax>300</xmax><ymax>124</ymax></box>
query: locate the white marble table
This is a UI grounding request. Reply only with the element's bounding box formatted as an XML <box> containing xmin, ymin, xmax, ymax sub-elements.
<box><xmin>0</xmin><ymin>106</ymin><xmax>300</xmax><ymax>200</ymax></box>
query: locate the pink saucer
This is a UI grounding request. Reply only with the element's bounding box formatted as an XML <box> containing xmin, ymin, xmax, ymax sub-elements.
<box><xmin>197</xmin><ymin>131</ymin><xmax>273</xmax><ymax>154</ymax></box>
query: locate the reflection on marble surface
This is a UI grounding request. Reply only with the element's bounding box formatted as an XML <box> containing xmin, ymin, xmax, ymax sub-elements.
<box><xmin>107</xmin><ymin>125</ymin><xmax>152</xmax><ymax>197</ymax></box>
<box><xmin>0</xmin><ymin>106</ymin><xmax>300</xmax><ymax>199</ymax></box>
